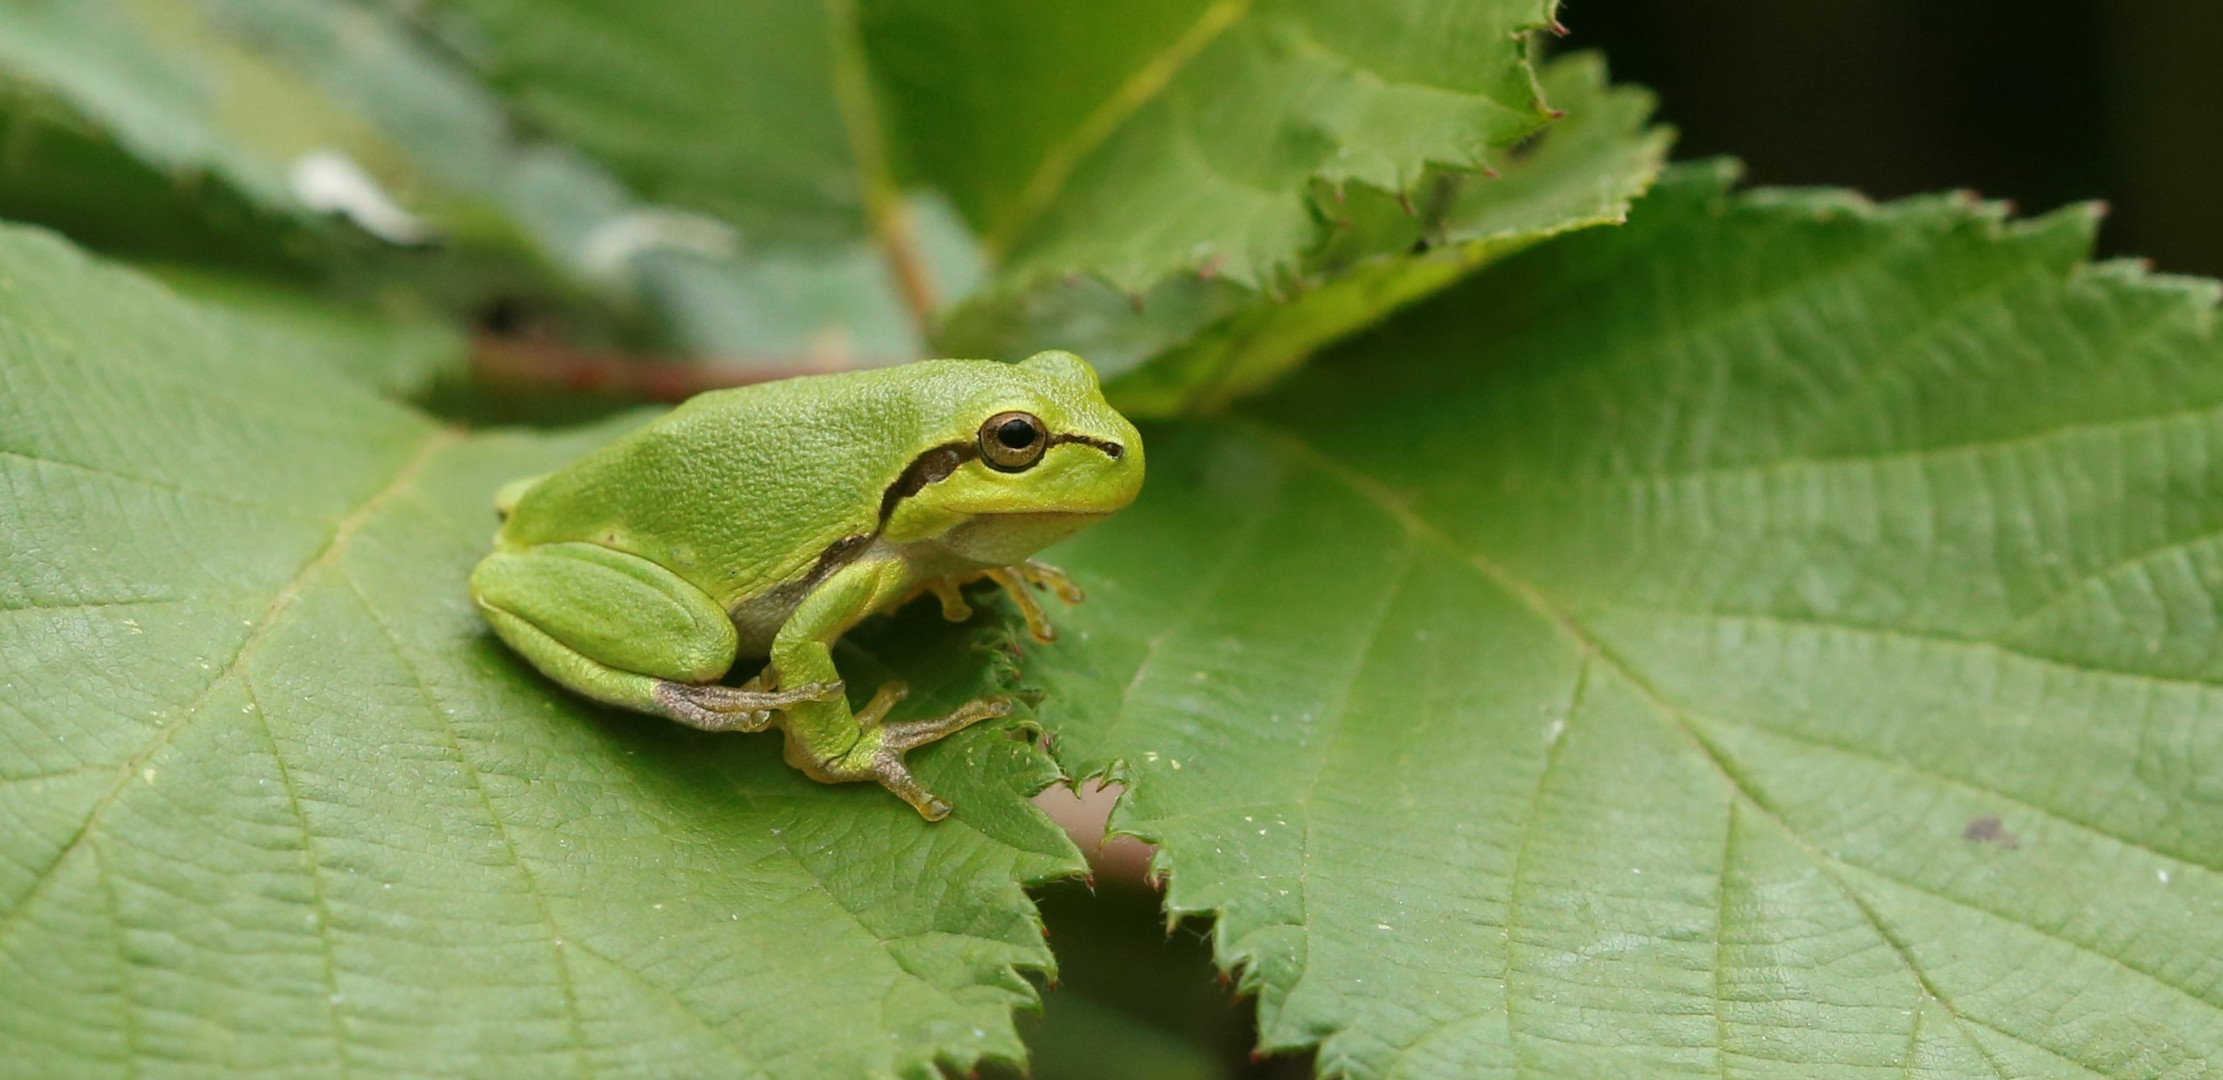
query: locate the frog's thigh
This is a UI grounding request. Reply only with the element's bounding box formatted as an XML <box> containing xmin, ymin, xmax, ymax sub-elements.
<box><xmin>472</xmin><ymin>542</ymin><xmax>737</xmax><ymax>708</ymax></box>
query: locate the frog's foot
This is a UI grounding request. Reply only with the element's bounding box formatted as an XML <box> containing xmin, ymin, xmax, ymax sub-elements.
<box><xmin>834</xmin><ymin>691</ymin><xmax>1015</xmax><ymax>820</ymax></box>
<box><xmin>1016</xmin><ymin>560</ymin><xmax>1086</xmax><ymax>604</ymax></box>
<box><xmin>656</xmin><ymin>679</ymin><xmax>843</xmax><ymax>733</ymax></box>
<box><xmin>980</xmin><ymin>562</ymin><xmax>1085</xmax><ymax>645</ymax></box>
<box><xmin>879</xmin><ymin>695</ymin><xmax>1012</xmax><ymax>753</ymax></box>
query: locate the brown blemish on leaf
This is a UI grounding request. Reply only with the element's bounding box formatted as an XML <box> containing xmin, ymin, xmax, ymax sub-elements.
<box><xmin>1962</xmin><ymin>815</ymin><xmax>2020</xmax><ymax>849</ymax></box>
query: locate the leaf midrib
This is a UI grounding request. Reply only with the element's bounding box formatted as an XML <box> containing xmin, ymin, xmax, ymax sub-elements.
<box><xmin>982</xmin><ymin>0</ymin><xmax>1255</xmax><ymax>256</ymax></box>
<box><xmin>337</xmin><ymin>569</ymin><xmax>596</xmax><ymax>1080</ymax></box>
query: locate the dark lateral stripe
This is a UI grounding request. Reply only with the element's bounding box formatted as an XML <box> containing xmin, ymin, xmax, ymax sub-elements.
<box><xmin>877</xmin><ymin>440</ymin><xmax>977</xmax><ymax>524</ymax></box>
<box><xmin>806</xmin><ymin>531</ymin><xmax>874</xmax><ymax>585</ymax></box>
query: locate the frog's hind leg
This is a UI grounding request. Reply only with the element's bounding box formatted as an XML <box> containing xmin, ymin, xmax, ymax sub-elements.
<box><xmin>472</xmin><ymin>542</ymin><xmax>841</xmax><ymax>729</ymax></box>
<box><xmin>785</xmin><ymin>678</ymin><xmax>1014</xmax><ymax>820</ymax></box>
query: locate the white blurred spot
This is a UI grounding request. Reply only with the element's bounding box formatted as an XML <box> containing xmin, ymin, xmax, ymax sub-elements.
<box><xmin>578</xmin><ymin>210</ymin><xmax>738</xmax><ymax>284</ymax></box>
<box><xmin>289</xmin><ymin>149</ymin><xmax>430</xmax><ymax>245</ymax></box>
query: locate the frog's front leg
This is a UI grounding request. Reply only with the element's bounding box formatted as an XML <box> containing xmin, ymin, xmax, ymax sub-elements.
<box><xmin>471</xmin><ymin>542</ymin><xmax>841</xmax><ymax>730</ymax></box>
<box><xmin>908</xmin><ymin>559</ymin><xmax>1088</xmax><ymax>644</ymax></box>
<box><xmin>772</xmin><ymin>559</ymin><xmax>1012</xmax><ymax>820</ymax></box>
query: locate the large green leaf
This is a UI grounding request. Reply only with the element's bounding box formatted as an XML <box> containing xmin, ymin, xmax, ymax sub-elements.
<box><xmin>0</xmin><ymin>223</ymin><xmax>1082</xmax><ymax>1078</ymax></box>
<box><xmin>1034</xmin><ymin>165</ymin><xmax>2223</xmax><ymax>1076</ymax></box>
<box><xmin>939</xmin><ymin>53</ymin><xmax>1671</xmax><ymax>416</ymax></box>
<box><xmin>866</xmin><ymin>0</ymin><xmax>1557</xmax><ymax>292</ymax></box>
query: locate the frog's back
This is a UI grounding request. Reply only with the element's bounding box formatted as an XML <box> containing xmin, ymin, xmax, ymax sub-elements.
<box><xmin>496</xmin><ymin>364</ymin><xmax>966</xmax><ymax>604</ymax></box>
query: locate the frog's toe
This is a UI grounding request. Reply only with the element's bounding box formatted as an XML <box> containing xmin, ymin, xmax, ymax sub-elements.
<box><xmin>869</xmin><ymin>754</ymin><xmax>954</xmax><ymax>821</ymax></box>
<box><xmin>656</xmin><ymin>678</ymin><xmax>842</xmax><ymax>732</ymax></box>
<box><xmin>881</xmin><ymin>695</ymin><xmax>1013</xmax><ymax>752</ymax></box>
<box><xmin>797</xmin><ymin>679</ymin><xmax>847</xmax><ymax>702</ymax></box>
<box><xmin>1019</xmin><ymin>560</ymin><xmax>1086</xmax><ymax>604</ymax></box>
<box><xmin>856</xmin><ymin>681</ymin><xmax>911</xmax><ymax>727</ymax></box>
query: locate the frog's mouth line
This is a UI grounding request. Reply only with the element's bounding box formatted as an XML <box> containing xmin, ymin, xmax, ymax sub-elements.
<box><xmin>1048</xmin><ymin>432</ymin><xmax>1126</xmax><ymax>460</ymax></box>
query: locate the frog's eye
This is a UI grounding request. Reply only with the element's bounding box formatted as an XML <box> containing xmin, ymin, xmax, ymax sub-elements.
<box><xmin>979</xmin><ymin>411</ymin><xmax>1047</xmax><ymax>472</ymax></box>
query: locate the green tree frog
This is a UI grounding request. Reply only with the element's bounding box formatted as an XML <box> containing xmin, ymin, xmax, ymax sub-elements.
<box><xmin>469</xmin><ymin>351</ymin><xmax>1143</xmax><ymax>819</ymax></box>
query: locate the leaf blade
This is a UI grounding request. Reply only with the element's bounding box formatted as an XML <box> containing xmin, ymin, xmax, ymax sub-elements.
<box><xmin>1034</xmin><ymin>166</ymin><xmax>2223</xmax><ymax>1077</ymax></box>
<box><xmin>0</xmin><ymin>223</ymin><xmax>1082</xmax><ymax>1079</ymax></box>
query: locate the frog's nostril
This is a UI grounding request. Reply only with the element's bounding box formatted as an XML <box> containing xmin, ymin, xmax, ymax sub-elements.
<box><xmin>1105</xmin><ymin>443</ymin><xmax>1124</xmax><ymax>460</ymax></box>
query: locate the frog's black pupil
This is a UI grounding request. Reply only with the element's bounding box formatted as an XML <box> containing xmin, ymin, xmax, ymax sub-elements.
<box><xmin>997</xmin><ymin>418</ymin><xmax>1038</xmax><ymax>449</ymax></box>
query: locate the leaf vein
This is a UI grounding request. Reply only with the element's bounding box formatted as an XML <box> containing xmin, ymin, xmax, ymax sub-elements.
<box><xmin>1493</xmin><ymin>656</ymin><xmax>1586</xmax><ymax>1080</ymax></box>
<box><xmin>0</xmin><ymin>447</ymin><xmax>305</xmax><ymax>514</ymax></box>
<box><xmin>2003</xmin><ymin>522</ymin><xmax>2223</xmax><ymax>639</ymax></box>
<box><xmin>1249</xmin><ymin>417</ymin><xmax>2045</xmax><ymax>1078</ymax></box>
<box><xmin>1099</xmin><ymin>481</ymin><xmax>1281</xmax><ymax>771</ymax></box>
<box><xmin>92</xmin><ymin>839</ymin><xmax>138</xmax><ymax>1080</ymax></box>
<box><xmin>1679</xmin><ymin>695</ymin><xmax>2221</xmax><ymax>876</ymax></box>
<box><xmin>1548</xmin><ymin>395</ymin><xmax>2223</xmax><ymax>489</ymax></box>
<box><xmin>1604</xmin><ymin>603</ymin><xmax>2223</xmax><ymax>713</ymax></box>
<box><xmin>247</xmin><ymin>679</ymin><xmax>352</xmax><ymax>1080</ymax></box>
<box><xmin>985</xmin><ymin>0</ymin><xmax>1255</xmax><ymax>253</ymax></box>
<box><xmin>0</xmin><ymin>596</ymin><xmax>185</xmax><ymax>617</ymax></box>
<box><xmin>337</xmin><ymin>570</ymin><xmax>595</xmax><ymax>1078</ymax></box>
<box><xmin>1281</xmin><ymin>542</ymin><xmax>1415</xmax><ymax>1036</ymax></box>
<box><xmin>0</xmin><ymin>428</ymin><xmax>457</xmax><ymax>953</ymax></box>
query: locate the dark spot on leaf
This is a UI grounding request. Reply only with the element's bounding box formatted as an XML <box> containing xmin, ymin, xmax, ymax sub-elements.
<box><xmin>1962</xmin><ymin>815</ymin><xmax>2020</xmax><ymax>849</ymax></box>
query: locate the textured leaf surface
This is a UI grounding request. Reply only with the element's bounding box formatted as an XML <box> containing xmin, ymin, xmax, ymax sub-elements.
<box><xmin>1033</xmin><ymin>167</ymin><xmax>2223</xmax><ymax>1077</ymax></box>
<box><xmin>939</xmin><ymin>54</ymin><xmax>1670</xmax><ymax>417</ymax></box>
<box><xmin>869</xmin><ymin>0</ymin><xmax>1556</xmax><ymax>291</ymax></box>
<box><xmin>0</xmin><ymin>225</ymin><xmax>1082</xmax><ymax>1078</ymax></box>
